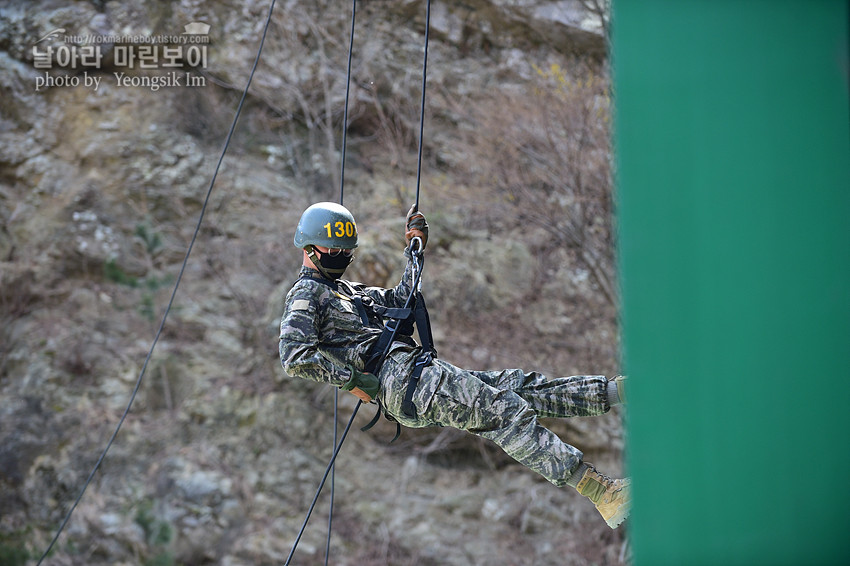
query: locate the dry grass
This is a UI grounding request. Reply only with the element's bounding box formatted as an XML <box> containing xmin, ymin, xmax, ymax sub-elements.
<box><xmin>453</xmin><ymin>60</ymin><xmax>616</xmax><ymax>306</ymax></box>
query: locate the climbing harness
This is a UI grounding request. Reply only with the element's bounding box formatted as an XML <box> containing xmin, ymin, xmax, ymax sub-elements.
<box><xmin>285</xmin><ymin>241</ymin><xmax>433</xmax><ymax>566</ymax></box>
<box><xmin>361</xmin><ymin>238</ymin><xmax>436</xmax><ymax>420</ymax></box>
<box><xmin>298</xmin><ymin>237</ymin><xmax>437</xmax><ymax>439</ymax></box>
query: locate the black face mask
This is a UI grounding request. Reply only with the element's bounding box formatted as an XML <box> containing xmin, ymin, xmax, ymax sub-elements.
<box><xmin>316</xmin><ymin>249</ymin><xmax>353</xmax><ymax>280</ymax></box>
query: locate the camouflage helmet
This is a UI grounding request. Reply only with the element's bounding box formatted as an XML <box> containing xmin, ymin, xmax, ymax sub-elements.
<box><xmin>293</xmin><ymin>202</ymin><xmax>358</xmax><ymax>250</ymax></box>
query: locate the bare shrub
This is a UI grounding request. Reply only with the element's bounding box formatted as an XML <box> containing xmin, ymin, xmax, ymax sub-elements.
<box><xmin>455</xmin><ymin>60</ymin><xmax>616</xmax><ymax>306</ymax></box>
<box><xmin>0</xmin><ymin>267</ymin><xmax>39</xmax><ymax>379</ymax></box>
<box><xmin>578</xmin><ymin>0</ymin><xmax>612</xmax><ymax>41</ymax></box>
<box><xmin>355</xmin><ymin>79</ymin><xmax>423</xmax><ymax>170</ymax></box>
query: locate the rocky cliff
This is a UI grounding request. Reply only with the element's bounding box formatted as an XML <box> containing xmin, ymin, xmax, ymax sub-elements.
<box><xmin>0</xmin><ymin>1</ymin><xmax>624</xmax><ymax>564</ymax></box>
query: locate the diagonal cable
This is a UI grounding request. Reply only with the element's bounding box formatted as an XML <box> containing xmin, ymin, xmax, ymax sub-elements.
<box><xmin>36</xmin><ymin>1</ymin><xmax>280</xmax><ymax>562</ymax></box>
<box><xmin>327</xmin><ymin>2</ymin><xmax>358</xmax><ymax>563</ymax></box>
<box><xmin>413</xmin><ymin>0</ymin><xmax>432</xmax><ymax>212</ymax></box>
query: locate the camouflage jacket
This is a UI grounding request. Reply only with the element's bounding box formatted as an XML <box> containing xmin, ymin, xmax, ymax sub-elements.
<box><xmin>279</xmin><ymin>261</ymin><xmax>416</xmax><ymax>387</ymax></box>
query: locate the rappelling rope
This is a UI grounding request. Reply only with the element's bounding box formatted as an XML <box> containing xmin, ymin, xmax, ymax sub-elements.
<box><xmin>284</xmin><ymin>1</ymin><xmax>433</xmax><ymax>562</ymax></box>
<box><xmin>325</xmin><ymin>390</ymin><xmax>340</xmax><ymax>566</ymax></box>
<box><xmin>413</xmin><ymin>0</ymin><xmax>432</xmax><ymax>212</ymax></box>
<box><xmin>338</xmin><ymin>0</ymin><xmax>357</xmax><ymax>207</ymax></box>
<box><xmin>35</xmin><ymin>1</ymin><xmax>281</xmax><ymax>563</ymax></box>
<box><xmin>284</xmin><ymin>237</ymin><xmax>426</xmax><ymax>566</ymax></box>
<box><xmin>285</xmin><ymin>401</ymin><xmax>362</xmax><ymax>566</ymax></box>
<box><xmin>326</xmin><ymin>1</ymin><xmax>359</xmax><ymax>564</ymax></box>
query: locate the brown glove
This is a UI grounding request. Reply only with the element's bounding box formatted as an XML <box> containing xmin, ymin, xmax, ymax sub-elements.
<box><xmin>405</xmin><ymin>205</ymin><xmax>429</xmax><ymax>250</ymax></box>
<box><xmin>347</xmin><ymin>387</ymin><xmax>374</xmax><ymax>403</ymax></box>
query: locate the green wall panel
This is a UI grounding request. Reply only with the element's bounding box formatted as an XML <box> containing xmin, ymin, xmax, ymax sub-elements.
<box><xmin>613</xmin><ymin>1</ymin><xmax>850</xmax><ymax>564</ymax></box>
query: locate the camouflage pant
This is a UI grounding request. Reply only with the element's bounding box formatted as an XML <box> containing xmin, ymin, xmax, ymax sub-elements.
<box><xmin>376</xmin><ymin>349</ymin><xmax>611</xmax><ymax>487</ymax></box>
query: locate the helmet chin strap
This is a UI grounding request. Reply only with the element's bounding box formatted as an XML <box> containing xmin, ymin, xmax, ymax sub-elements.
<box><xmin>305</xmin><ymin>245</ymin><xmax>333</xmax><ymax>280</ymax></box>
<box><xmin>305</xmin><ymin>245</ymin><xmax>348</xmax><ymax>280</ymax></box>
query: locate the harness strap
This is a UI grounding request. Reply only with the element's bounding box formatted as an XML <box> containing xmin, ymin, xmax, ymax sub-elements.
<box><xmin>373</xmin><ymin>305</ymin><xmax>413</xmax><ymax>320</ymax></box>
<box><xmin>413</xmin><ymin>292</ymin><xmax>436</xmax><ymax>355</ymax></box>
<box><xmin>352</xmin><ymin>295</ymin><xmax>371</xmax><ymax>326</ymax></box>
<box><xmin>359</xmin><ymin>398</ymin><xmax>402</xmax><ymax>442</ymax></box>
<box><xmin>402</xmin><ymin>350</ymin><xmax>432</xmax><ymax>418</ymax></box>
<box><xmin>400</xmin><ymin>292</ymin><xmax>436</xmax><ymax>417</ymax></box>
<box><xmin>364</xmin><ymin>317</ymin><xmax>402</xmax><ymax>373</ymax></box>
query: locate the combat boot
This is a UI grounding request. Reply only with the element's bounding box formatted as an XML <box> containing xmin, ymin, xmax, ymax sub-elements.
<box><xmin>613</xmin><ymin>375</ymin><xmax>626</xmax><ymax>404</ymax></box>
<box><xmin>575</xmin><ymin>464</ymin><xmax>631</xmax><ymax>528</ymax></box>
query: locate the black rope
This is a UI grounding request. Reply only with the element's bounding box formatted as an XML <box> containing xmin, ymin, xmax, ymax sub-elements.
<box><xmin>287</xmin><ymin>1</ymin><xmax>433</xmax><ymax>563</ymax></box>
<box><xmin>413</xmin><ymin>0</ymin><xmax>432</xmax><ymax>212</ymax></box>
<box><xmin>285</xmin><ymin>239</ymin><xmax>425</xmax><ymax>564</ymax></box>
<box><xmin>35</xmin><ymin>1</ymin><xmax>280</xmax><ymax>563</ymax></box>
<box><xmin>338</xmin><ymin>0</ymin><xmax>357</xmax><ymax>206</ymax></box>
<box><xmin>326</xmin><ymin>2</ymin><xmax>358</xmax><ymax>563</ymax></box>
<box><xmin>324</xmin><ymin>390</ymin><xmax>339</xmax><ymax>566</ymax></box>
<box><xmin>285</xmin><ymin>401</ymin><xmax>362</xmax><ymax>566</ymax></box>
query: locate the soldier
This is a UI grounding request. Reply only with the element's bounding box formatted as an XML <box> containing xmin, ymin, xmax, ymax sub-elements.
<box><xmin>279</xmin><ymin>202</ymin><xmax>631</xmax><ymax>528</ymax></box>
